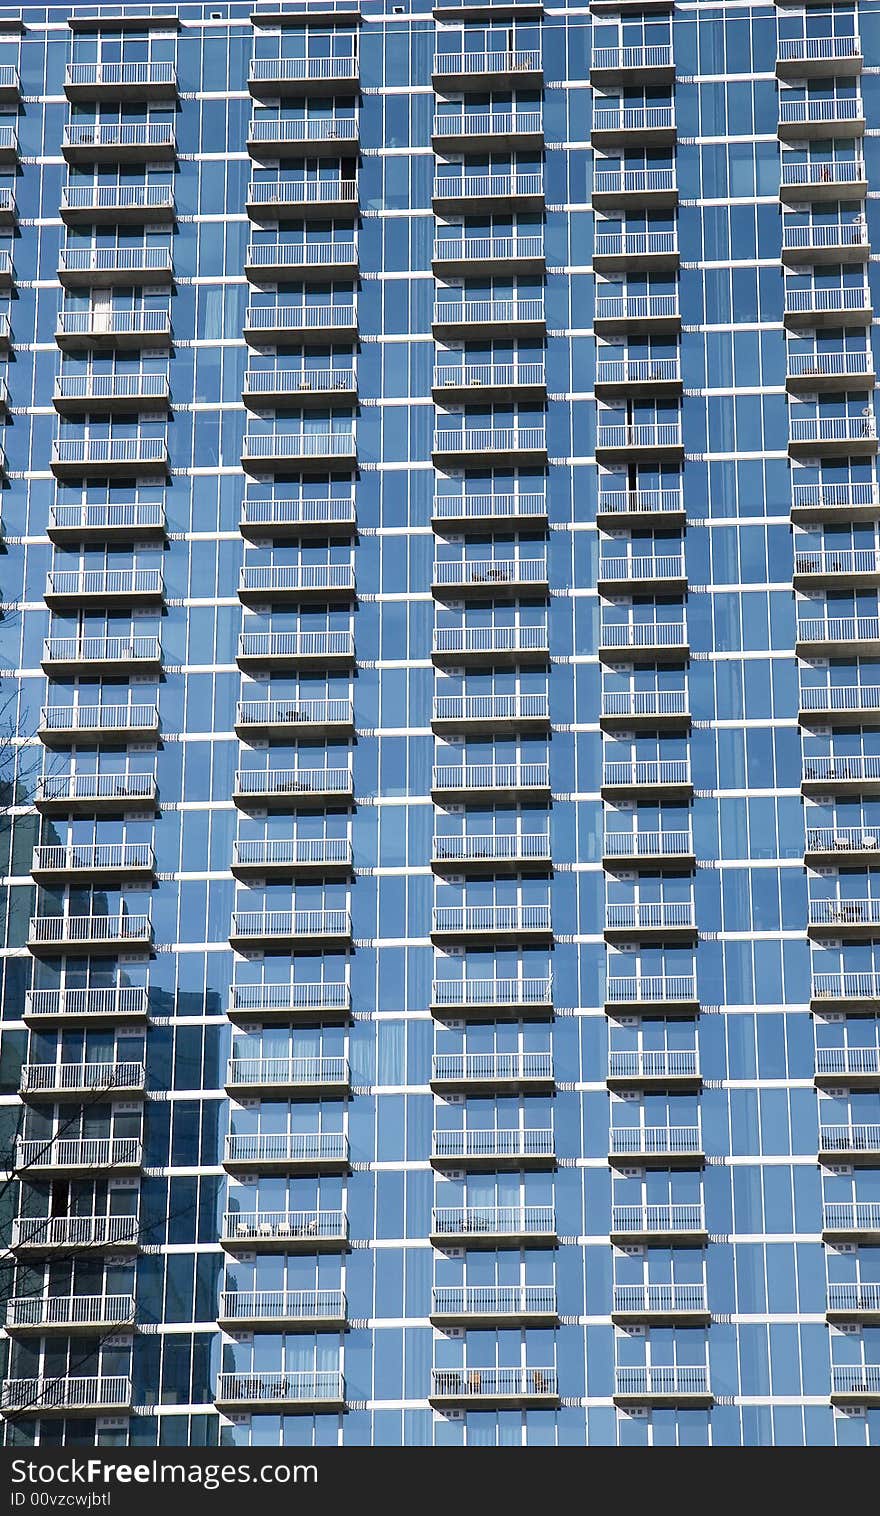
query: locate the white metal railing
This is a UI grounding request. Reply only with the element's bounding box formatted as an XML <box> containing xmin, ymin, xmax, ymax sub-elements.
<box><xmin>798</xmin><ymin>615</ymin><xmax>880</xmax><ymax>644</ymax></box>
<box><xmin>247</xmin><ymin>179</ymin><xmax>357</xmax><ymax>206</ymax></box>
<box><xmin>36</xmin><ymin>773</ymin><xmax>155</xmax><ymax>807</ymax></box>
<box><xmin>249</xmin><ymin>56</ymin><xmax>358</xmax><ymax>84</ymax></box>
<box><xmin>57</xmin><ymin>310</ymin><xmax>171</xmax><ymax>337</ymax></box>
<box><xmin>243</xmin><ymin>368</ymin><xmax>355</xmax><ymax>398</ymax></box>
<box><xmin>231</xmin><ymin>909</ymin><xmax>351</xmax><ymax>939</ymax></box>
<box><xmin>594</xmin><ymin>230</ymin><xmax>678</xmax><ymax>260</ymax></box>
<box><xmin>434</xmin><ymin>172</ymin><xmax>542</xmax><ymax>200</ymax></box>
<box><xmin>591</xmin><ymin>45</ymin><xmax>673</xmax><ymax>70</ymax></box>
<box><xmin>235</xmin><ymin>697</ymin><xmax>352</xmax><ymax>727</ymax></box>
<box><xmin>809</xmin><ymin>896</ymin><xmax>880</xmax><ymax>926</ymax></box>
<box><xmin>239</xmin><ymin>564</ymin><xmax>354</xmax><ymax>595</ymax></box>
<box><xmin>20</xmin><ymin>1062</ymin><xmax>144</xmax><ymax>1095</ymax></box>
<box><xmin>789</xmin><ymin>353</ymin><xmax>873</xmax><ymax>383</ymax></box>
<box><xmin>63</xmin><ymin>123</ymin><xmax>175</xmax><ymax>151</ymax></box>
<box><xmin>15</xmin><ymin>1137</ymin><xmax>142</xmax><ymax>1170</ymax></box>
<box><xmin>795</xmin><ymin>547</ymin><xmax>880</xmax><ymax>576</ymax></box>
<box><xmin>593</xmin><ymin>105</ymin><xmax>675</xmax><ymax>133</ymax></box>
<box><xmin>48</xmin><ymin>501</ymin><xmax>165</xmax><ymax>534</ymax></box>
<box><xmin>433</xmin><ymin>1128</ymin><xmax>554</xmax><ymax>1159</ymax></box>
<box><xmin>432</xmin><ymin>1052</ymin><xmax>553</xmax><ymax>1085</ymax></box>
<box><xmin>433</xmin><ymin>693</ymin><xmax>549</xmax><ymax>724</ymax></box>
<box><xmin>433</xmin><ymin>903</ymin><xmax>551</xmax><ymax>935</ymax></box>
<box><xmin>245</xmin><ymin>304</ymin><xmax>356</xmax><ymax>331</ymax></box>
<box><xmin>59</xmin><ymin>246</ymin><xmax>173</xmax><ymax>276</ymax></box>
<box><xmin>431</xmin><ymin>1367</ymin><xmax>557</xmax><ymax>1399</ymax></box>
<box><xmin>816</xmin><ymin>1047</ymin><xmax>880</xmax><ymax>1077</ymax></box>
<box><xmin>61</xmin><ymin>185</ymin><xmax>174</xmax><ymax>213</ymax></box>
<box><xmin>778</xmin><ymin>37</ymin><xmax>861</xmax><ymax>64</ymax></box>
<box><xmin>611</xmin><ymin>1202</ymin><xmax>705</xmax><ymax>1235</ymax></box>
<box><xmin>601</xmin><ymin>689</ymin><xmax>689</xmax><ymax>720</ymax></box>
<box><xmin>434</xmin><ymin>557</ymin><xmax>546</xmax><ymax>588</ymax></box>
<box><xmin>783</xmin><ymin>221</ymin><xmax>868</xmax><ymax>253</ymax></box>
<box><xmin>54</xmin><ymin>374</ymin><xmax>169</xmax><ymax>404</ymax></box>
<box><xmin>432</xmin><ymin>976</ymin><xmax>552</xmax><ymax>1008</ymax></box>
<box><xmin>0</xmin><ymin>65</ymin><xmax>18</xmax><ymax>92</ymax></box>
<box><xmin>434</xmin><ymin>297</ymin><xmax>543</xmax><ymax>327</ymax></box>
<box><xmin>237</xmin><ymin>630</ymin><xmax>353</xmax><ymax>660</ymax></box>
<box><xmin>222</xmin><ymin>1209</ymin><xmax>346</xmax><ymax>1244</ymax></box>
<box><xmin>832</xmin><ymin>1365</ymin><xmax>880</xmax><ymax>1396</ymax></box>
<box><xmin>807</xmin><ymin>826</ymin><xmax>880</xmax><ymax>853</ymax></box>
<box><xmin>433</xmin><ymin>362</ymin><xmax>544</xmax><ymax>391</ymax></box>
<box><xmin>246</xmin><ymin>240</ymin><xmax>356</xmax><ymax>269</ymax></box>
<box><xmin>596</xmin><ymin>359</ymin><xmax>680</xmax><ymax>388</ymax></box>
<box><xmin>615</xmin><ymin>1366</ymin><xmax>710</xmax><ymax>1397</ymax></box>
<box><xmin>820</xmin><ymin>1124</ymin><xmax>880</xmax><ymax>1150</ymax></box>
<box><xmin>43</xmin><ymin>636</ymin><xmax>161</xmax><ymax>666</ymax></box>
<box><xmin>595</xmin><ymin>293</ymin><xmax>679</xmax><ymax>322</ymax></box>
<box><xmin>52</xmin><ymin>439</ymin><xmax>167</xmax><ymax>468</ymax></box>
<box><xmin>224</xmin><ymin>1132</ymin><xmax>348</xmax><ymax>1163</ymax></box>
<box><xmin>606</xmin><ymin>974</ymin><xmax>697</xmax><ymax>1003</ymax></box>
<box><xmin>597</xmin><ymin>422</ymin><xmax>682</xmax><ymax>451</ymax></box>
<box><xmin>606</xmin><ymin>901</ymin><xmax>695</xmax><ymax>932</ymax></box>
<box><xmin>39</xmin><ymin>703</ymin><xmax>158</xmax><ymax>734</ymax></box>
<box><xmin>780</xmin><ymin>98</ymin><xmax>862</xmax><ymax>127</ymax></box>
<box><xmin>608</xmin><ymin>1049</ymin><xmax>699</xmax><ymax>1081</ymax></box>
<box><xmin>242</xmin><ymin>433</ymin><xmax>356</xmax><ymax>460</ymax></box>
<box><xmin>432</xmin><ymin>491</ymin><xmax>545</xmax><ymax>522</ymax></box>
<box><xmin>24</xmin><ymin>987</ymin><xmax>149</xmax><ymax>1020</ymax></box>
<box><xmin>612</xmin><ymin>1283</ymin><xmax>706</xmax><ymax>1314</ymax></box>
<box><xmin>594</xmin><ymin>168</ymin><xmax>676</xmax><ymax>196</ymax></box>
<box><xmin>785</xmin><ymin>286</ymin><xmax>870</xmax><ymax>314</ymax></box>
<box><xmin>32</xmin><ymin>843</ymin><xmax>153</xmax><ymax>873</ymax></box>
<box><xmin>434</xmin><ymin>110</ymin><xmax>542</xmax><ymax>138</ymax></box>
<box><xmin>432</xmin><ymin>831</ymin><xmax>550</xmax><ymax>863</ymax></box>
<box><xmin>47</xmin><ymin>567</ymin><xmax>163</xmax><ymax>597</ymax></box>
<box><xmin>781</xmin><ymin>159</ymin><xmax>865</xmax><ymax>188</ymax></box>
<box><xmin>1</xmin><ymin>1378</ymin><xmax>132</xmax><ymax>1412</ymax></box>
<box><xmin>65</xmin><ymin>62</ymin><xmax>176</xmax><ymax>89</ymax></box>
<box><xmin>598</xmin><ymin>487</ymin><xmax>683</xmax><ymax>516</ymax></box>
<box><xmin>0</xmin><ymin>188</ymin><xmax>13</xmax><ymax>217</ymax></box>
<box><xmin>433</xmin><ymin>234</ymin><xmax>543</xmax><ymax>264</ymax></box>
<box><xmin>602</xmin><ymin>758</ymin><xmax>691</xmax><ymax>787</ymax></box>
<box><xmin>240</xmin><ymin>498</ymin><xmax>356</xmax><ymax>531</ymax></box>
<box><xmin>6</xmin><ymin>1294</ymin><xmax>135</xmax><ymax>1329</ymax></box>
<box><xmin>235</xmin><ymin>766</ymin><xmax>352</xmax><ymax>798</ymax></box>
<box><xmin>611</xmin><ymin>1121</ymin><xmax>702</xmax><ymax>1154</ymax></box>
<box><xmin>433</xmin><ymin>50</ymin><xmax>541</xmax><ymax>76</ymax></box>
<box><xmin>229</xmin><ymin>982</ymin><xmax>349</xmax><ymax>1015</ymax></box>
<box><xmin>249</xmin><ymin>118</ymin><xmax>358</xmax><ymax>145</ymax></box>
<box><xmin>233</xmin><ymin>838</ymin><xmax>352</xmax><ymax>869</ymax></box>
<box><xmin>823</xmin><ymin>1202</ymin><xmax>880</xmax><ymax>1234</ymax></box>
<box><xmin>219</xmin><ymin>1289</ymin><xmax>345</xmax><ymax>1321</ymax></box>
<box><xmin>12</xmin><ymin>1214</ymin><xmax>139</xmax><ymax>1249</ymax></box>
<box><xmin>603</xmin><ymin>828</ymin><xmax>692</xmax><ymax>858</ymax></box>
<box><xmin>216</xmin><ymin>1371</ymin><xmax>344</xmax><ymax>1405</ymax></box>
<box><xmin>812</xmin><ymin>970</ymin><xmax>880</xmax><ymax>1001</ymax></box>
<box><xmin>800</xmin><ymin>685</ymin><xmax>880</xmax><ymax>714</ymax></box>
<box><xmin>792</xmin><ymin>481</ymin><xmax>880</xmax><ymax>511</ymax></box>
<box><xmin>227</xmin><ymin>1056</ymin><xmax>348</xmax><ymax>1088</ymax></box>
<box><xmin>431</xmin><ymin>1205</ymin><xmax>555</xmax><ymax>1238</ymax></box>
<box><xmin>600</xmin><ymin>620</ymin><xmax>687</xmax><ymax>650</ymax></box>
<box><xmin>432</xmin><ymin>1284</ymin><xmax>556</xmax><ymax>1317</ymax></box>
<box><xmin>433</xmin><ymin>762</ymin><xmax>549</xmax><ymax>792</ymax></box>
<box><xmin>790</xmin><ymin>416</ymin><xmax>877</xmax><ymax>444</ymax></box>
<box><xmin>433</xmin><ymin>626</ymin><xmax>548</xmax><ymax>659</ymax></box>
<box><xmin>28</xmin><ymin>913</ymin><xmax>151</xmax><ymax>945</ymax></box>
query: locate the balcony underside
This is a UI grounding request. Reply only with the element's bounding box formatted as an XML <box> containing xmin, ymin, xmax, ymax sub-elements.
<box><xmin>431</xmin><ymin>712</ymin><xmax>551</xmax><ymax>737</ymax></box>
<box><xmin>429</xmin><ymin>1225</ymin><xmax>558</xmax><ymax>1250</ymax></box>
<box><xmin>799</xmin><ymin>702</ymin><xmax>880</xmax><ymax>730</ymax></box>
<box><xmin>233</xmin><ymin>783</ymin><xmax>353</xmax><ymax>811</ymax></box>
<box><xmin>228</xmin><ymin>927</ymin><xmax>353</xmax><ymax>952</ymax></box>
<box><xmin>430</xmin><ymin>1071</ymin><xmax>555</xmax><ymax>1096</ymax></box>
<box><xmin>779</xmin><ymin>175</ymin><xmax>868</xmax><ymax>205</ymax></box>
<box><xmin>429</xmin><ymin>1305</ymin><xmax>558</xmax><ymax>1328</ymax></box>
<box><xmin>609</xmin><ymin>1223</ymin><xmax>707</xmax><ymax>1247</ymax></box>
<box><xmin>230</xmin><ymin>855</ymin><xmax>353</xmax><ymax>883</ymax></box>
<box><xmin>610</xmin><ymin>1305</ymin><xmax>710</xmax><ymax>1326</ymax></box>
<box><xmin>784</xmin><ymin>303</ymin><xmax>872</xmax><ymax>331</ymax></box>
<box><xmin>222</xmin><ymin>1154</ymin><xmax>350</xmax><ymax>1177</ymax></box>
<box><xmin>430</xmin><ymin>1150</ymin><xmax>555</xmax><ymax>1172</ymax></box>
<box><xmin>613</xmin><ymin>1389</ymin><xmax>713</xmax><ymax>1409</ymax></box>
<box><xmin>431</xmin><ymin>248</ymin><xmax>545</xmax><ymax>277</ymax></box>
<box><xmin>244</xmin><ymin>253</ymin><xmax>359</xmax><ymax>284</ymax></box>
<box><xmin>600</xmin><ymin>777</ymin><xmax>694</xmax><ymax>802</ymax></box>
<box><xmin>429</xmin><ymin>1387</ymin><xmax>561</xmax><ymax>1410</ymax></box>
<box><xmin>606</xmin><ymin>1068</ymin><xmax>702</xmax><ymax>1093</ymax></box>
<box><xmin>604</xmin><ymin>993</ymin><xmax>700</xmax><ymax>1018</ymax></box>
<box><xmin>234</xmin><ymin>713</ymin><xmax>355</xmax><ymax>740</ymax></box>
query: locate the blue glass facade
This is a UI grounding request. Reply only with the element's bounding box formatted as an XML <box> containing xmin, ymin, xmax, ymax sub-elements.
<box><xmin>1</xmin><ymin>0</ymin><xmax>879</xmax><ymax>1450</ymax></box>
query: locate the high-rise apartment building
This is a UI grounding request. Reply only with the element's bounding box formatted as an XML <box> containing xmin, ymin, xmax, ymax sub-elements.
<box><xmin>0</xmin><ymin>0</ymin><xmax>878</xmax><ymax>1451</ymax></box>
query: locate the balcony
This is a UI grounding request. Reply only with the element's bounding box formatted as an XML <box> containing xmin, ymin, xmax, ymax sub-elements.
<box><xmin>0</xmin><ymin>188</ymin><xmax>15</xmax><ymax>228</ymax></box>
<box><xmin>822</xmin><ymin>1202</ymin><xmax>880</xmax><ymax>1244</ymax></box>
<box><xmin>222</xmin><ymin>1209</ymin><xmax>348</xmax><ymax>1254</ymax></box>
<box><xmin>599</xmin><ymin>620</ymin><xmax>688</xmax><ymax>663</ymax></box>
<box><xmin>815</xmin><ymin>1047</ymin><xmax>880</xmax><ymax>1090</ymax></box>
<box><xmin>223</xmin><ymin>1131</ymin><xmax>349</xmax><ymax>1175</ymax></box>
<box><xmin>35</xmin><ymin>772</ymin><xmax>157</xmax><ymax>816</ymax></box>
<box><xmin>1</xmin><ymin>1378</ymin><xmax>133</xmax><ymax>1418</ymax></box>
<box><xmin>20</xmin><ymin>1062</ymin><xmax>145</xmax><ymax>1102</ymax></box>
<box><xmin>784</xmin><ymin>286</ymin><xmax>872</xmax><ymax>329</ymax></box>
<box><xmin>780</xmin><ymin>159</ymin><xmax>868</xmax><ymax>202</ymax></box>
<box><xmin>811</xmin><ymin>969</ymin><xmax>880</xmax><ymax>1009</ymax></box>
<box><xmin>54</xmin><ymin>373</ymin><xmax>170</xmax><ymax>415</ymax></box>
<box><xmin>431</xmin><ymin>49</ymin><xmax>542</xmax><ymax>88</ymax></box>
<box><xmin>432</xmin><ymin>1127</ymin><xmax>554</xmax><ymax>1170</ymax></box>
<box><xmin>430</xmin><ymin>1204</ymin><xmax>556</xmax><ymax>1249</ymax></box>
<box><xmin>595</xmin><ymin>357</ymin><xmax>682</xmax><ymax>401</ymax></box>
<box><xmin>789</xmin><ymin>416</ymin><xmax>878</xmax><ymax>457</ymax></box>
<box><xmin>11</xmin><ymin>1214</ymin><xmax>140</xmax><ymax>1254</ymax></box>
<box><xmin>242</xmin><ymin>368</ymin><xmax>356</xmax><ymax>409</ymax></box>
<box><xmin>791</xmin><ymin>481</ymin><xmax>880</xmax><ymax>524</ymax></box>
<box><xmin>796</xmin><ymin>614</ymin><xmax>880</xmax><ymax>657</ymax></box>
<box><xmin>595</xmin><ymin>420</ymin><xmax>683</xmax><ymax>463</ymax></box>
<box><xmin>226</xmin><ymin>1054</ymin><xmax>349</xmax><ymax>1099</ymax></box>
<box><xmin>591</xmin><ymin>104</ymin><xmax>676</xmax><ymax>148</ymax></box>
<box><xmin>430</xmin><ymin>1284</ymin><xmax>557</xmax><ymax>1328</ymax></box>
<box><xmin>604</xmin><ymin>974</ymin><xmax>699</xmax><ymax>1016</ymax></box>
<box><xmin>244</xmin><ymin>304</ymin><xmax>357</xmax><ymax>345</ymax></box>
<box><xmin>603</xmin><ymin>829</ymin><xmax>694</xmax><ymax>870</ymax></box>
<box><xmin>607</xmin><ymin>1049</ymin><xmax>701</xmax><ymax>1091</ymax></box>
<box><xmin>432</xmin><ymin>233</ymin><xmax>545</xmax><ymax>276</ymax></box>
<box><xmin>242</xmin><ymin>431</ymin><xmax>357</xmax><ymax>472</ymax></box>
<box><xmin>789</xmin><ymin>354</ymin><xmax>876</xmax><ymax>399</ymax></box>
<box><xmin>782</xmin><ymin>221</ymin><xmax>869</xmax><ymax>267</ymax></box>
<box><xmin>236</xmin><ymin>629</ymin><xmax>354</xmax><ymax>671</ymax></box>
<box><xmin>248</xmin><ymin>56</ymin><xmax>359</xmax><ymax>98</ymax></box>
<box><xmin>590</xmin><ymin>45</ymin><xmax>674</xmax><ymax>85</ymax></box>
<box><xmin>229</xmin><ymin>908</ymin><xmax>352</xmax><ymax>952</ymax></box>
<box><xmin>431</xmin><ymin>1051</ymin><xmax>554</xmax><ymax>1096</ymax></box>
<box><xmin>234</xmin><ymin>766</ymin><xmax>353</xmax><ymax>810</ymax></box>
<box><xmin>432</xmin><ymin>625</ymin><xmax>548</xmax><ymax>670</ymax></box>
<box><xmin>799</xmin><ymin>685</ymin><xmax>880</xmax><ymax>728</ymax></box>
<box><xmin>15</xmin><ymin>1137</ymin><xmax>142</xmax><ymax>1178</ymax></box>
<box><xmin>596</xmin><ymin>485</ymin><xmax>685</xmax><ymax>527</ymax></box>
<box><xmin>819</xmin><ymin>1123</ymin><xmax>880</xmax><ymax>1162</ymax></box>
<box><xmin>218</xmin><ymin>1289</ymin><xmax>346</xmax><ymax>1332</ymax></box>
<box><xmin>432</xmin><ymin>557</ymin><xmax>548</xmax><ymax>598</ymax></box>
<box><xmin>593</xmin><ymin>229</ymin><xmax>679</xmax><ymax>272</ymax></box>
<box><xmin>794</xmin><ymin>546</ymin><xmax>880</xmax><ymax>588</ymax></box>
<box><xmin>45</xmin><ymin>567</ymin><xmax>164</xmax><ymax>608</ymax></box>
<box><xmin>431</xmin><ymin>903</ymin><xmax>552</xmax><ymax>945</ymax></box>
<box><xmin>611</xmin><ymin>1283</ymin><xmax>709</xmax><ymax>1325</ymax></box>
<box><xmin>31</xmin><ymin>843</ymin><xmax>155</xmax><ymax>884</ymax></box>
<box><xmin>601</xmin><ymin>758</ymin><xmax>692</xmax><ymax>801</ymax></box>
<box><xmin>614</xmin><ymin>1366</ymin><xmax>712</xmax><ymax>1408</ymax></box>
<box><xmin>58</xmin><ymin>245</ymin><xmax>174</xmax><ymax>289</ymax></box>
<box><xmin>0</xmin><ymin>65</ymin><xmax>19</xmax><ymax>103</ymax></box>
<box><xmin>238</xmin><ymin>563</ymin><xmax>355</xmax><ymax>605</ymax></box>
<box><xmin>41</xmin><ymin>635</ymin><xmax>162</xmax><ymax>678</ymax></box>
<box><xmin>23</xmin><ymin>987</ymin><xmax>149</xmax><ymax>1026</ymax></box>
<box><xmin>56</xmin><ymin>310</ymin><xmax>172</xmax><ymax>351</ymax></box>
<box><xmin>831</xmin><ymin>1366</ymin><xmax>880</xmax><ymax>1406</ymax></box>
<box><xmin>232</xmin><ymin>837</ymin><xmax>352</xmax><ymax>881</ymax></box>
<box><xmin>593</xmin><ymin>166</ymin><xmax>677</xmax><ymax>210</ymax></box>
<box><xmin>234</xmin><ymin>696</ymin><xmax>353</xmax><ymax>740</ymax></box>
<box><xmin>432</xmin><ymin>109</ymin><xmax>543</xmax><ymax>152</ymax></box>
<box><xmin>778</xmin><ymin>97</ymin><xmax>864</xmax><ymax>143</ymax></box>
<box><xmin>598</xmin><ymin>555</ymin><xmax>686</xmax><ymax>596</ymax></box>
<box><xmin>777</xmin><ymin>36</ymin><xmax>863</xmax><ymax>78</ymax></box>
<box><xmin>594</xmin><ymin>292</ymin><xmax>680</xmax><ymax>335</ymax></box>
<box><xmin>47</xmin><ymin>501</ymin><xmax>166</xmax><ymax>544</ymax></box>
<box><xmin>229</xmin><ymin>982</ymin><xmax>349</xmax><ymax>1026</ymax></box>
<box><xmin>432</xmin><ymin>762</ymin><xmax>550</xmax><ymax>804</ymax></box>
<box><xmin>38</xmin><ymin>703</ymin><xmax>159</xmax><ymax>747</ymax></box>
<box><xmin>432</xmin><ymin>692</ymin><xmax>550</xmax><ymax>736</ymax></box>
<box><xmin>432</xmin><ymin>830</ymin><xmax>551</xmax><ymax>874</ymax></box>
<box><xmin>432</xmin><ymin>361</ymin><xmax>545</xmax><ymax>403</ymax></box>
<box><xmin>5</xmin><ymin>1295</ymin><xmax>136</xmax><ymax>1337</ymax></box>
<box><xmin>431</xmin><ymin>490</ymin><xmax>546</xmax><ymax>530</ymax></box>
<box><xmin>64</xmin><ymin>62</ymin><xmax>178</xmax><ymax>101</ymax></box>
<box><xmin>809</xmin><ymin>898</ymin><xmax>880</xmax><ymax>939</ymax></box>
<box><xmin>246</xmin><ymin>178</ymin><xmax>358</xmax><ymax>218</ymax></box>
<box><xmin>431</xmin><ymin>975</ymin><xmax>553</xmax><ymax>1018</ymax></box>
<box><xmin>28</xmin><ymin>913</ymin><xmax>152</xmax><ymax>956</ymax></box>
<box><xmin>610</xmin><ymin>1123</ymin><xmax>703</xmax><ymax>1167</ymax></box>
<box><xmin>600</xmin><ymin>689</ymin><xmax>690</xmax><ymax>731</ymax></box>
<box><xmin>433</xmin><ymin>426</ymin><xmax>547</xmax><ymax>467</ymax></box>
<box><xmin>805</xmin><ymin>826</ymin><xmax>880</xmax><ymax>867</ymax></box>
<box><xmin>60</xmin><ymin>184</ymin><xmax>175</xmax><ymax>226</ymax></box>
<box><xmin>62</xmin><ymin>123</ymin><xmax>175</xmax><ymax>164</ymax></box>
<box><xmin>240</xmin><ymin>497</ymin><xmax>356</xmax><ymax>540</ymax></box>
<box><xmin>247</xmin><ymin>117</ymin><xmax>359</xmax><ymax>157</ymax></box>
<box><xmin>215</xmin><ymin>1372</ymin><xmax>345</xmax><ymax>1414</ymax></box>
<box><xmin>610</xmin><ymin>1202</ymin><xmax>707</xmax><ymax>1246</ymax></box>
<box><xmin>432</xmin><ymin>297</ymin><xmax>544</xmax><ymax>340</ymax></box>
<box><xmin>430</xmin><ymin>1367</ymin><xmax>558</xmax><ymax>1409</ymax></box>
<box><xmin>432</xmin><ymin>171</ymin><xmax>543</xmax><ymax>214</ymax></box>
<box><xmin>0</xmin><ymin>248</ymin><xmax>12</xmax><ymax>289</ymax></box>
<box><xmin>245</xmin><ymin>239</ymin><xmax>358</xmax><ymax>283</ymax></box>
